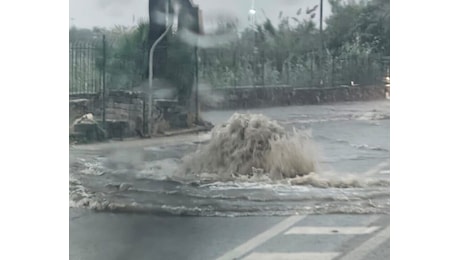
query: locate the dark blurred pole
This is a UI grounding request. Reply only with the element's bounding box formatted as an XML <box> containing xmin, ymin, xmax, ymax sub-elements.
<box><xmin>195</xmin><ymin>45</ymin><xmax>199</xmax><ymax>124</ymax></box>
<box><xmin>319</xmin><ymin>0</ymin><xmax>324</xmax><ymax>87</ymax></box>
<box><xmin>195</xmin><ymin>8</ymin><xmax>202</xmax><ymax>124</ymax></box>
<box><xmin>102</xmin><ymin>34</ymin><xmax>106</xmax><ymax>129</ymax></box>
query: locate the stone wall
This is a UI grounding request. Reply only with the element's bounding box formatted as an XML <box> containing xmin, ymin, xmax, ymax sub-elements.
<box><xmin>103</xmin><ymin>91</ymin><xmax>144</xmax><ymax>137</ymax></box>
<box><xmin>69</xmin><ymin>85</ymin><xmax>386</xmax><ymax>137</ymax></box>
<box><xmin>200</xmin><ymin>85</ymin><xmax>386</xmax><ymax>110</ymax></box>
<box><xmin>69</xmin><ymin>98</ymin><xmax>94</xmax><ymax>125</ymax></box>
<box><xmin>69</xmin><ymin>91</ymin><xmax>145</xmax><ymax>137</ymax></box>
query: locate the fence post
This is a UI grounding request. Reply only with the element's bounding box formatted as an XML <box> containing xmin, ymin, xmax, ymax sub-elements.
<box><xmin>70</xmin><ymin>42</ymin><xmax>73</xmax><ymax>94</ymax></box>
<box><xmin>261</xmin><ymin>48</ymin><xmax>265</xmax><ymax>87</ymax></box>
<box><xmin>286</xmin><ymin>62</ymin><xmax>289</xmax><ymax>86</ymax></box>
<box><xmin>331</xmin><ymin>56</ymin><xmax>335</xmax><ymax>87</ymax></box>
<box><xmin>102</xmin><ymin>34</ymin><xmax>107</xmax><ymax>130</ymax></box>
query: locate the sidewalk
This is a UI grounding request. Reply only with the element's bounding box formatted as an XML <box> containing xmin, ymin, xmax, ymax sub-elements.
<box><xmin>70</xmin><ymin>126</ymin><xmax>211</xmax><ymax>151</ymax></box>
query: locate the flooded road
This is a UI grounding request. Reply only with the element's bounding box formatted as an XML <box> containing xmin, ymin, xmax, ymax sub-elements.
<box><xmin>69</xmin><ymin>100</ymin><xmax>390</xmax><ymax>216</ymax></box>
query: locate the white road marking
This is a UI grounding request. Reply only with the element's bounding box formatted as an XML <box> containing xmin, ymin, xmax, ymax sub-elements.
<box><xmin>363</xmin><ymin>160</ymin><xmax>390</xmax><ymax>176</ymax></box>
<box><xmin>339</xmin><ymin>225</ymin><xmax>390</xmax><ymax>260</ymax></box>
<box><xmin>284</xmin><ymin>226</ymin><xmax>380</xmax><ymax>235</ymax></box>
<box><xmin>242</xmin><ymin>252</ymin><xmax>341</xmax><ymax>260</ymax></box>
<box><xmin>215</xmin><ymin>216</ymin><xmax>306</xmax><ymax>260</ymax></box>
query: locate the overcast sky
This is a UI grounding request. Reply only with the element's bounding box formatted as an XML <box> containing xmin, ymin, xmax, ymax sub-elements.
<box><xmin>69</xmin><ymin>0</ymin><xmax>332</xmax><ymax>31</ymax></box>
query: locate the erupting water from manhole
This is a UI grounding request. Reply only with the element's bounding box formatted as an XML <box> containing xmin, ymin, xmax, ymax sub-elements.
<box><xmin>179</xmin><ymin>113</ymin><xmax>319</xmax><ymax>180</ymax></box>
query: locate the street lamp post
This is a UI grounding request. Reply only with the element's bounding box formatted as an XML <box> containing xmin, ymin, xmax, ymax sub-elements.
<box><xmin>249</xmin><ymin>0</ymin><xmax>256</xmax><ymax>25</ymax></box>
<box><xmin>147</xmin><ymin>0</ymin><xmax>172</xmax><ymax>135</ymax></box>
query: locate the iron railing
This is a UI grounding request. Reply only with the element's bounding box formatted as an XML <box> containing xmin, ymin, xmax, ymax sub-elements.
<box><xmin>199</xmin><ymin>47</ymin><xmax>390</xmax><ymax>89</ymax></box>
<box><xmin>69</xmin><ymin>41</ymin><xmax>103</xmax><ymax>95</ymax></box>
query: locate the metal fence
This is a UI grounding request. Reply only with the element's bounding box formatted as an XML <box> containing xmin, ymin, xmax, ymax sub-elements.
<box><xmin>69</xmin><ymin>36</ymin><xmax>148</xmax><ymax>95</ymax></box>
<box><xmin>199</xmin><ymin>48</ymin><xmax>390</xmax><ymax>89</ymax></box>
<box><xmin>70</xmin><ymin>38</ymin><xmax>390</xmax><ymax>94</ymax></box>
<box><xmin>69</xmin><ymin>41</ymin><xmax>104</xmax><ymax>95</ymax></box>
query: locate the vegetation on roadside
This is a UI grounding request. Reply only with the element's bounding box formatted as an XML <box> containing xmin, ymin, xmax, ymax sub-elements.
<box><xmin>69</xmin><ymin>0</ymin><xmax>389</xmax><ymax>94</ymax></box>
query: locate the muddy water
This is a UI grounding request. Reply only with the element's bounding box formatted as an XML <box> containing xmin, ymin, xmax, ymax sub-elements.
<box><xmin>69</xmin><ymin>100</ymin><xmax>390</xmax><ymax>216</ymax></box>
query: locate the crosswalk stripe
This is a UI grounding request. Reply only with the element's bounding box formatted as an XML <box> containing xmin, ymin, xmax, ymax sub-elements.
<box><xmin>242</xmin><ymin>252</ymin><xmax>341</xmax><ymax>260</ymax></box>
<box><xmin>215</xmin><ymin>216</ymin><xmax>306</xmax><ymax>260</ymax></box>
<box><xmin>284</xmin><ymin>226</ymin><xmax>380</xmax><ymax>235</ymax></box>
<box><xmin>339</xmin><ymin>225</ymin><xmax>390</xmax><ymax>260</ymax></box>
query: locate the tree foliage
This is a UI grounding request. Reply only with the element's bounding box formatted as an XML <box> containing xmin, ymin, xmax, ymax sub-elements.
<box><xmin>325</xmin><ymin>0</ymin><xmax>389</xmax><ymax>56</ymax></box>
<box><xmin>69</xmin><ymin>0</ymin><xmax>389</xmax><ymax>93</ymax></box>
<box><xmin>198</xmin><ymin>0</ymin><xmax>389</xmax><ymax>87</ymax></box>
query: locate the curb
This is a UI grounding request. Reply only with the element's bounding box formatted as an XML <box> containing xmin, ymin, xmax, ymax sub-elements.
<box><xmin>162</xmin><ymin>126</ymin><xmax>211</xmax><ymax>137</ymax></box>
